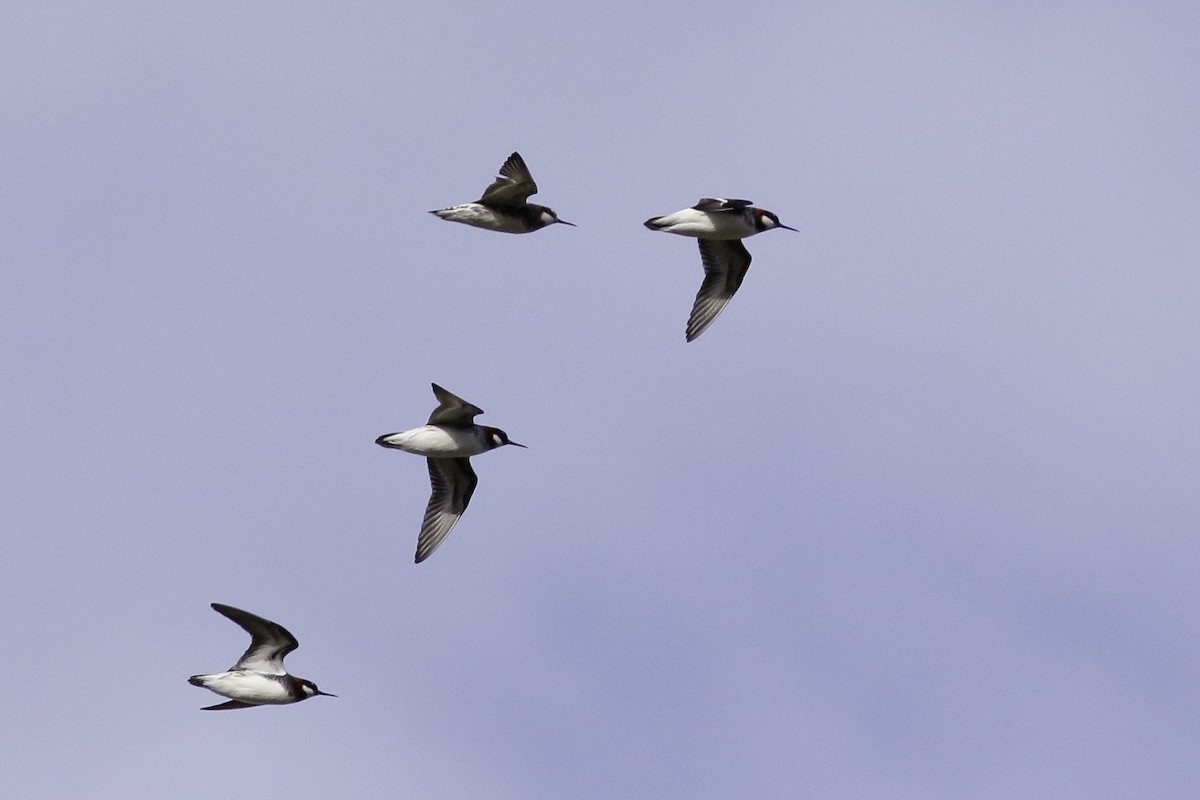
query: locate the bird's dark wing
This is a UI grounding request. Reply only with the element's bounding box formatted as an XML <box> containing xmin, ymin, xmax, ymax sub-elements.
<box><xmin>427</xmin><ymin>383</ymin><xmax>485</xmax><ymax>427</ymax></box>
<box><xmin>478</xmin><ymin>152</ymin><xmax>538</xmax><ymax>208</ymax></box>
<box><xmin>686</xmin><ymin>239</ymin><xmax>752</xmax><ymax>342</ymax></box>
<box><xmin>200</xmin><ymin>699</ymin><xmax>258</xmax><ymax>711</ymax></box>
<box><xmin>211</xmin><ymin>603</ymin><xmax>299</xmax><ymax>675</ymax></box>
<box><xmin>416</xmin><ymin>457</ymin><xmax>479</xmax><ymax>563</ymax></box>
<box><xmin>693</xmin><ymin>198</ymin><xmax>753</xmax><ymax>212</ymax></box>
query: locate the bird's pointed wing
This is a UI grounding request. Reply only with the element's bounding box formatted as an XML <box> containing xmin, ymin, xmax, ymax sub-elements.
<box><xmin>428</xmin><ymin>383</ymin><xmax>485</xmax><ymax>427</ymax></box>
<box><xmin>211</xmin><ymin>603</ymin><xmax>298</xmax><ymax>675</ymax></box>
<box><xmin>478</xmin><ymin>152</ymin><xmax>538</xmax><ymax>208</ymax></box>
<box><xmin>686</xmin><ymin>239</ymin><xmax>752</xmax><ymax>342</ymax></box>
<box><xmin>416</xmin><ymin>457</ymin><xmax>478</xmax><ymax>563</ymax></box>
<box><xmin>201</xmin><ymin>699</ymin><xmax>258</xmax><ymax>711</ymax></box>
<box><xmin>693</xmin><ymin>198</ymin><xmax>753</xmax><ymax>212</ymax></box>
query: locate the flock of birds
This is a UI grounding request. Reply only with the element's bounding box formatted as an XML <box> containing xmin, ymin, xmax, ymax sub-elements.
<box><xmin>189</xmin><ymin>152</ymin><xmax>797</xmax><ymax>710</ymax></box>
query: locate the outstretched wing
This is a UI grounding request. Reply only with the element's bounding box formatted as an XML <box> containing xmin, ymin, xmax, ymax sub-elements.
<box><xmin>416</xmin><ymin>457</ymin><xmax>478</xmax><ymax>563</ymax></box>
<box><xmin>211</xmin><ymin>603</ymin><xmax>299</xmax><ymax>675</ymax></box>
<box><xmin>692</xmin><ymin>198</ymin><xmax>753</xmax><ymax>212</ymax></box>
<box><xmin>686</xmin><ymin>238</ymin><xmax>752</xmax><ymax>342</ymax></box>
<box><xmin>428</xmin><ymin>383</ymin><xmax>485</xmax><ymax>427</ymax></box>
<box><xmin>478</xmin><ymin>152</ymin><xmax>538</xmax><ymax>208</ymax></box>
<box><xmin>201</xmin><ymin>699</ymin><xmax>258</xmax><ymax>711</ymax></box>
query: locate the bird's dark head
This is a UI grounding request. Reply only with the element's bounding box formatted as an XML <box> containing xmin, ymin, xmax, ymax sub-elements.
<box><xmin>534</xmin><ymin>205</ymin><xmax>575</xmax><ymax>228</ymax></box>
<box><xmin>755</xmin><ymin>208</ymin><xmax>797</xmax><ymax>232</ymax></box>
<box><xmin>483</xmin><ymin>426</ymin><xmax>526</xmax><ymax>450</ymax></box>
<box><xmin>298</xmin><ymin>678</ymin><xmax>337</xmax><ymax>699</ymax></box>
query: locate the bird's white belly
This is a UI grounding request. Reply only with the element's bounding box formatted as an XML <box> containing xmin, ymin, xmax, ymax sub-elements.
<box><xmin>652</xmin><ymin>209</ymin><xmax>754</xmax><ymax>240</ymax></box>
<box><xmin>379</xmin><ymin>426</ymin><xmax>486</xmax><ymax>457</ymax></box>
<box><xmin>432</xmin><ymin>203</ymin><xmax>524</xmax><ymax>233</ymax></box>
<box><xmin>201</xmin><ymin>672</ymin><xmax>292</xmax><ymax>704</ymax></box>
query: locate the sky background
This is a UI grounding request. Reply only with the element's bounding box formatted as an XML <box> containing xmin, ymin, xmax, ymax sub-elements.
<box><xmin>3</xmin><ymin>2</ymin><xmax>1199</xmax><ymax>798</ymax></box>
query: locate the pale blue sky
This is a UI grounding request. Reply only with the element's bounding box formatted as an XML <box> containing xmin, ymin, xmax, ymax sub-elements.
<box><xmin>3</xmin><ymin>2</ymin><xmax>1199</xmax><ymax>798</ymax></box>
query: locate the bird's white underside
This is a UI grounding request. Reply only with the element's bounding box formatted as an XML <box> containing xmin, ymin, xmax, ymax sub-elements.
<box><xmin>432</xmin><ymin>203</ymin><xmax>530</xmax><ymax>233</ymax></box>
<box><xmin>649</xmin><ymin>208</ymin><xmax>761</xmax><ymax>240</ymax></box>
<box><xmin>192</xmin><ymin>672</ymin><xmax>293</xmax><ymax>704</ymax></box>
<box><xmin>378</xmin><ymin>425</ymin><xmax>491</xmax><ymax>457</ymax></box>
